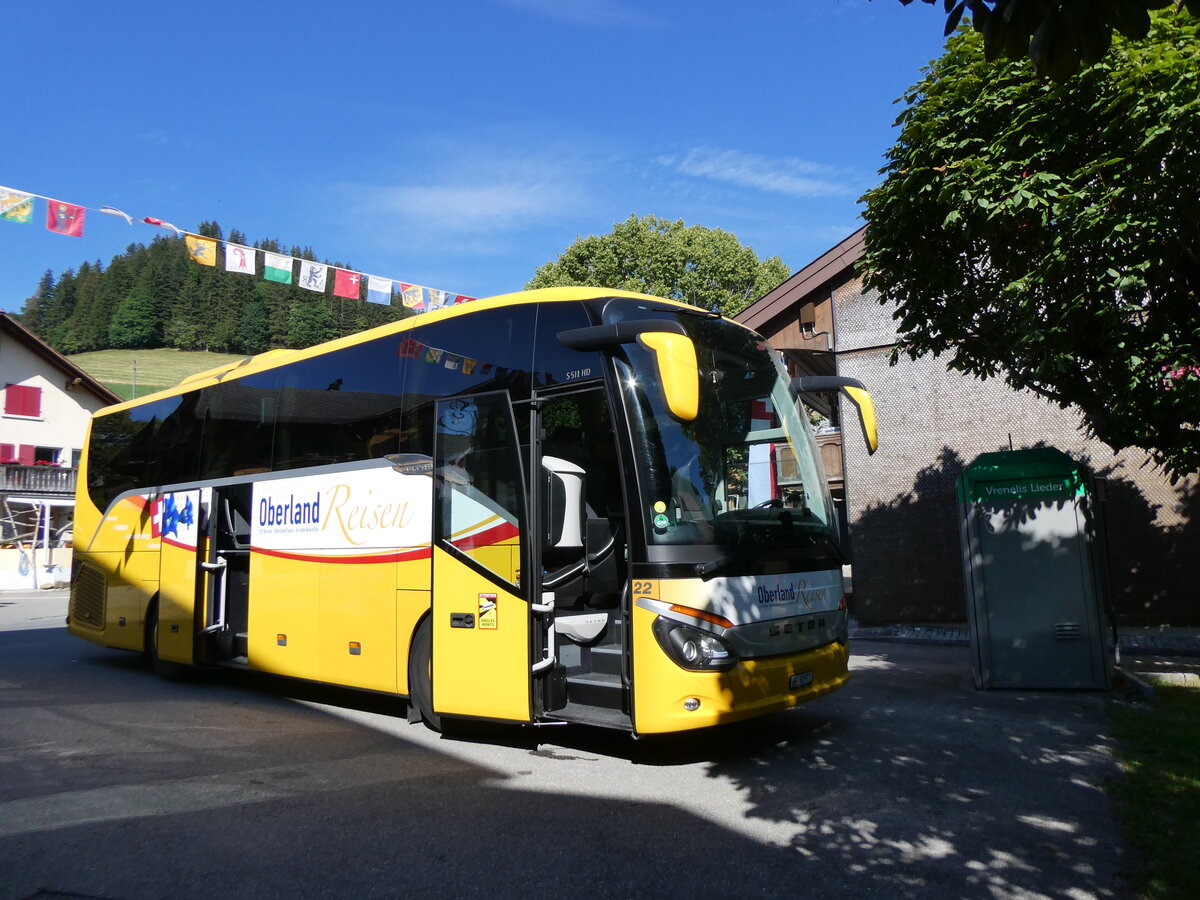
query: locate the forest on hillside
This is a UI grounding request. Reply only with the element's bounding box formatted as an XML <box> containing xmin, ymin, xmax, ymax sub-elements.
<box><xmin>17</xmin><ymin>222</ymin><xmax>412</xmax><ymax>355</ymax></box>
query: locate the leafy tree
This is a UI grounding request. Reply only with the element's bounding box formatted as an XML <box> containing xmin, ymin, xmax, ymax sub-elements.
<box><xmin>108</xmin><ymin>286</ymin><xmax>159</xmax><ymax>348</ymax></box>
<box><xmin>527</xmin><ymin>214</ymin><xmax>789</xmax><ymax>317</ymax></box>
<box><xmin>287</xmin><ymin>297</ymin><xmax>339</xmax><ymax>348</ymax></box>
<box><xmin>45</xmin><ymin>269</ymin><xmax>82</xmax><ymax>353</ymax></box>
<box><xmin>19</xmin><ymin>270</ymin><xmax>56</xmax><ymax>333</ymax></box>
<box><xmin>894</xmin><ymin>0</ymin><xmax>1198</xmax><ymax>80</ymax></box>
<box><xmin>237</xmin><ymin>299</ymin><xmax>271</xmax><ymax>355</ymax></box>
<box><xmin>860</xmin><ymin>11</ymin><xmax>1200</xmax><ymax>477</ymax></box>
<box><xmin>163</xmin><ymin>273</ymin><xmax>206</xmax><ymax>350</ymax></box>
<box><xmin>67</xmin><ymin>260</ymin><xmax>108</xmax><ymax>351</ymax></box>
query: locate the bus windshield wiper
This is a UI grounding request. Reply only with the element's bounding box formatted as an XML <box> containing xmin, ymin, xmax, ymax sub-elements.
<box><xmin>695</xmin><ymin>552</ymin><xmax>737</xmax><ymax>579</ymax></box>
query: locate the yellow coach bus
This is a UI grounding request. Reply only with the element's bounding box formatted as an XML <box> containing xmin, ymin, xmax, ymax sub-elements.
<box><xmin>68</xmin><ymin>287</ymin><xmax>877</xmax><ymax>735</ymax></box>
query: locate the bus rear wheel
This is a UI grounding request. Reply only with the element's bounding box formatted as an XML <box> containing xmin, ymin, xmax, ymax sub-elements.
<box><xmin>408</xmin><ymin>617</ymin><xmax>442</xmax><ymax>731</ymax></box>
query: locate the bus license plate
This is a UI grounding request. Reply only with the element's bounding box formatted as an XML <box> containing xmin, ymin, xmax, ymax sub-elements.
<box><xmin>790</xmin><ymin>671</ymin><xmax>813</xmax><ymax>690</ymax></box>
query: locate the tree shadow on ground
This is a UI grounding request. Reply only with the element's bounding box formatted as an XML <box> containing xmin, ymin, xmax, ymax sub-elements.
<box><xmin>705</xmin><ymin>643</ymin><xmax>1130</xmax><ymax>898</ymax></box>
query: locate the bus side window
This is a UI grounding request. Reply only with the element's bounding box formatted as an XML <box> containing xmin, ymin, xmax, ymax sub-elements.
<box><xmin>271</xmin><ymin>338</ymin><xmax>404</xmax><ymax>472</ymax></box>
<box><xmin>435</xmin><ymin>394</ymin><xmax>525</xmax><ymax>589</ymax></box>
<box><xmin>199</xmin><ymin>379</ymin><xmax>277</xmax><ymax>479</ymax></box>
<box><xmin>401</xmin><ymin>308</ymin><xmax>537</xmax><ymax>416</ymax></box>
<box><xmin>88</xmin><ymin>395</ymin><xmax>191</xmax><ymax>511</ymax></box>
<box><xmin>532</xmin><ymin>301</ymin><xmax>606</xmax><ymax>389</ymax></box>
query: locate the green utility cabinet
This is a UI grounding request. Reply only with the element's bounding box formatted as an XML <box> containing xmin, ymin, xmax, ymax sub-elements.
<box><xmin>957</xmin><ymin>448</ymin><xmax>1113</xmax><ymax>690</ymax></box>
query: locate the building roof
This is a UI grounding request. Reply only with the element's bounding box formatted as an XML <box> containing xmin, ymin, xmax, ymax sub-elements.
<box><xmin>0</xmin><ymin>313</ymin><xmax>122</xmax><ymax>406</ymax></box>
<box><xmin>736</xmin><ymin>226</ymin><xmax>865</xmax><ymax>333</ymax></box>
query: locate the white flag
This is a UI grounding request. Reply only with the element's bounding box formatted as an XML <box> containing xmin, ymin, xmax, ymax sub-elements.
<box><xmin>428</xmin><ymin>289</ymin><xmax>448</xmax><ymax>309</ymax></box>
<box><xmin>224</xmin><ymin>243</ymin><xmax>256</xmax><ymax>275</ymax></box>
<box><xmin>298</xmin><ymin>261</ymin><xmax>328</xmax><ymax>293</ymax></box>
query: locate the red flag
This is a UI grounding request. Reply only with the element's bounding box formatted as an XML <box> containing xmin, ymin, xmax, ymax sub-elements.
<box><xmin>142</xmin><ymin>216</ymin><xmax>183</xmax><ymax>235</ymax></box>
<box><xmin>398</xmin><ymin>337</ymin><xmax>423</xmax><ymax>358</ymax></box>
<box><xmin>46</xmin><ymin>200</ymin><xmax>86</xmax><ymax>237</ymax></box>
<box><xmin>333</xmin><ymin>269</ymin><xmax>362</xmax><ymax>299</ymax></box>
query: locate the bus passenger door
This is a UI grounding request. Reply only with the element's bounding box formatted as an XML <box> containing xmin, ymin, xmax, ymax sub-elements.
<box><xmin>429</xmin><ymin>394</ymin><xmax>532</xmax><ymax>723</ymax></box>
<box><xmin>533</xmin><ymin>386</ymin><xmax>630</xmax><ymax>726</ymax></box>
<box><xmin>154</xmin><ymin>488</ymin><xmax>208</xmax><ymax>664</ymax></box>
<box><xmin>200</xmin><ymin>483</ymin><xmax>252</xmax><ymax>663</ymax></box>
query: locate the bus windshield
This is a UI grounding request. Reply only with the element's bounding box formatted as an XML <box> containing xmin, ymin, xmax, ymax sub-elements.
<box><xmin>616</xmin><ymin>312</ymin><xmax>838</xmax><ymax>568</ymax></box>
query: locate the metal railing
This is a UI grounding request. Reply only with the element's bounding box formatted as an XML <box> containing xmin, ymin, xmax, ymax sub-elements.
<box><xmin>0</xmin><ymin>464</ymin><xmax>78</xmax><ymax>496</ymax></box>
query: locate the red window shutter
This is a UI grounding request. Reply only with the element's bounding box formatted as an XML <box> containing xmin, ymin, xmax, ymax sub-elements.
<box><xmin>18</xmin><ymin>444</ymin><xmax>35</xmax><ymax>465</ymax></box>
<box><xmin>0</xmin><ymin>443</ymin><xmax>13</xmax><ymax>461</ymax></box>
<box><xmin>4</xmin><ymin>384</ymin><xmax>42</xmax><ymax>417</ymax></box>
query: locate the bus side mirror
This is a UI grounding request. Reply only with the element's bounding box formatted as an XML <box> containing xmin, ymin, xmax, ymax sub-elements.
<box><xmin>636</xmin><ymin>331</ymin><xmax>699</xmax><ymax>422</ymax></box>
<box><xmin>791</xmin><ymin>375</ymin><xmax>879</xmax><ymax>455</ymax></box>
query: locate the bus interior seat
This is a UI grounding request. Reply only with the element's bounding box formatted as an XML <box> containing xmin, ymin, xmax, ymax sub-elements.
<box><xmin>222</xmin><ymin>498</ymin><xmax>252</xmax><ymax>549</ymax></box>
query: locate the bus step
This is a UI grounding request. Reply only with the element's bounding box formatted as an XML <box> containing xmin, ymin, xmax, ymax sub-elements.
<box><xmin>549</xmin><ymin>701</ymin><xmax>631</xmax><ymax>730</ymax></box>
<box><xmin>566</xmin><ymin>671</ymin><xmax>624</xmax><ymax>709</ymax></box>
<box><xmin>589</xmin><ymin>645</ymin><xmax>623</xmax><ymax>677</ymax></box>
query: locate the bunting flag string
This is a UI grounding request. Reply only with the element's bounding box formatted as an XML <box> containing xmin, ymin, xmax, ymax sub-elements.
<box><xmin>392</xmin><ymin>330</ymin><xmax>504</xmax><ymax>381</ymax></box>
<box><xmin>0</xmin><ymin>182</ymin><xmax>477</xmax><ymax>312</ymax></box>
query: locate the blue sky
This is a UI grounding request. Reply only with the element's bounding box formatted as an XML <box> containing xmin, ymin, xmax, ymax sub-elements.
<box><xmin>1</xmin><ymin>0</ymin><xmax>948</xmax><ymax>314</ymax></box>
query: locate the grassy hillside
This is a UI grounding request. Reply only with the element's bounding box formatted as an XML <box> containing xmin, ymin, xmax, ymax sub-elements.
<box><xmin>69</xmin><ymin>348</ymin><xmax>245</xmax><ymax>401</ymax></box>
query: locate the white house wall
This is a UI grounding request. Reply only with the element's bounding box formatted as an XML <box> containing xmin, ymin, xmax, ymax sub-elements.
<box><xmin>1</xmin><ymin>334</ymin><xmax>109</xmax><ymax>462</ymax></box>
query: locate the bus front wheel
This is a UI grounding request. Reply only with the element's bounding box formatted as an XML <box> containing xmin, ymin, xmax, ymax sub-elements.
<box><xmin>408</xmin><ymin>617</ymin><xmax>442</xmax><ymax>731</ymax></box>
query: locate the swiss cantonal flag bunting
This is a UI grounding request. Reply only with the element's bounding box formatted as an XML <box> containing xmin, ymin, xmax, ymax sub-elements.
<box><xmin>263</xmin><ymin>252</ymin><xmax>293</xmax><ymax>284</ymax></box>
<box><xmin>46</xmin><ymin>200</ymin><xmax>86</xmax><ymax>236</ymax></box>
<box><xmin>366</xmin><ymin>275</ymin><xmax>391</xmax><ymax>304</ymax></box>
<box><xmin>1</xmin><ymin>189</ymin><xmax>34</xmax><ymax>223</ymax></box>
<box><xmin>298</xmin><ymin>261</ymin><xmax>328</xmax><ymax>293</ymax></box>
<box><xmin>5</xmin><ymin>183</ymin><xmax>472</xmax><ymax>315</ymax></box>
<box><xmin>334</xmin><ymin>268</ymin><xmax>363</xmax><ymax>299</ymax></box>
<box><xmin>225</xmin><ymin>243</ymin><xmax>256</xmax><ymax>274</ymax></box>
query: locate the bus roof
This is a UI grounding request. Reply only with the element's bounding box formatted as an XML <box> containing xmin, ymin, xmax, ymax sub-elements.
<box><xmin>91</xmin><ymin>287</ymin><xmax>705</xmax><ymax>417</ymax></box>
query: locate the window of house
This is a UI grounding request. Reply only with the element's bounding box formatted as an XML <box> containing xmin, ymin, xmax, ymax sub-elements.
<box><xmin>4</xmin><ymin>384</ymin><xmax>42</xmax><ymax>418</ymax></box>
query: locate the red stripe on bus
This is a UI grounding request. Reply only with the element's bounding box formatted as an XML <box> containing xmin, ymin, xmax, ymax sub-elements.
<box><xmin>451</xmin><ymin>520</ymin><xmax>520</xmax><ymax>551</ymax></box>
<box><xmin>250</xmin><ymin>545</ymin><xmax>433</xmax><ymax>565</ymax></box>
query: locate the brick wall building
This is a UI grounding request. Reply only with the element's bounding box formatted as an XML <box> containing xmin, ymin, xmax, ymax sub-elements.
<box><xmin>737</xmin><ymin>229</ymin><xmax>1198</xmax><ymax>626</ymax></box>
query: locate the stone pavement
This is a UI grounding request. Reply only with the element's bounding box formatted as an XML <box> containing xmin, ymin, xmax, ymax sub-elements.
<box><xmin>849</xmin><ymin>620</ymin><xmax>1200</xmax><ymax>691</ymax></box>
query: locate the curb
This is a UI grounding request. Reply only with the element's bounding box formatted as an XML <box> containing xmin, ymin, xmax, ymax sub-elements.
<box><xmin>849</xmin><ymin>626</ymin><xmax>970</xmax><ymax>647</ymax></box>
<box><xmin>1113</xmin><ymin>667</ymin><xmax>1156</xmax><ymax>702</ymax></box>
<box><xmin>849</xmin><ymin>627</ymin><xmax>1200</xmax><ymax>657</ymax></box>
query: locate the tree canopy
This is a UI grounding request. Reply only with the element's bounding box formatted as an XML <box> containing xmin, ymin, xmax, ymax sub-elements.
<box><xmin>895</xmin><ymin>0</ymin><xmax>1198</xmax><ymax>79</ymax></box>
<box><xmin>526</xmin><ymin>214</ymin><xmax>790</xmax><ymax>318</ymax></box>
<box><xmin>860</xmin><ymin>11</ymin><xmax>1200</xmax><ymax>477</ymax></box>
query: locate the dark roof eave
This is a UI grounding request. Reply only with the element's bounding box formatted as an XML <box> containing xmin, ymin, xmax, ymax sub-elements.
<box><xmin>0</xmin><ymin>313</ymin><xmax>122</xmax><ymax>406</ymax></box>
<box><xmin>735</xmin><ymin>226</ymin><xmax>867</xmax><ymax>333</ymax></box>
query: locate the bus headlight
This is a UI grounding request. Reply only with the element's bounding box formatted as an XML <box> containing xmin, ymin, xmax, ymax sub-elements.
<box><xmin>652</xmin><ymin>617</ymin><xmax>738</xmax><ymax>672</ymax></box>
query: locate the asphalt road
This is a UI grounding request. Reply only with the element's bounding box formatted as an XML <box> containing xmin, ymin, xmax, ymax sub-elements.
<box><xmin>1</xmin><ymin>591</ymin><xmax>1130</xmax><ymax>899</ymax></box>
